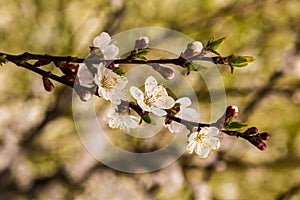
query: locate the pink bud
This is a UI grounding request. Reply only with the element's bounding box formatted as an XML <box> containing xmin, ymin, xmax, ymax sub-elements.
<box><xmin>182</xmin><ymin>41</ymin><xmax>203</xmax><ymax>58</ymax></box>
<box><xmin>151</xmin><ymin>64</ymin><xmax>174</xmax><ymax>80</ymax></box>
<box><xmin>135</xmin><ymin>36</ymin><xmax>149</xmax><ymax>49</ymax></box>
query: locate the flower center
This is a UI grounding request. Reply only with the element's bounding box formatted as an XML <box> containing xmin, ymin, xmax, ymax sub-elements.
<box><xmin>101</xmin><ymin>75</ymin><xmax>118</xmax><ymax>90</ymax></box>
<box><xmin>144</xmin><ymin>87</ymin><xmax>165</xmax><ymax>107</ymax></box>
<box><xmin>195</xmin><ymin>133</ymin><xmax>205</xmax><ymax>144</ymax></box>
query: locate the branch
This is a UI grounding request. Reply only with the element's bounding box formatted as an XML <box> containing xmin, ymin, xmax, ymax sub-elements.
<box><xmin>0</xmin><ymin>51</ymin><xmax>268</xmax><ymax>150</ymax></box>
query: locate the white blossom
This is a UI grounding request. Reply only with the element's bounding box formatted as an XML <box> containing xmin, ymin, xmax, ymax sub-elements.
<box><xmin>106</xmin><ymin>108</ymin><xmax>140</xmax><ymax>133</ymax></box>
<box><xmin>166</xmin><ymin>97</ymin><xmax>198</xmax><ymax>134</ymax></box>
<box><xmin>93</xmin><ymin>32</ymin><xmax>119</xmax><ymax>59</ymax></box>
<box><xmin>94</xmin><ymin>63</ymin><xmax>128</xmax><ymax>105</ymax></box>
<box><xmin>187</xmin><ymin>127</ymin><xmax>221</xmax><ymax>158</ymax></box>
<box><xmin>130</xmin><ymin>76</ymin><xmax>175</xmax><ymax>116</ymax></box>
<box><xmin>77</xmin><ymin>63</ymin><xmax>94</xmax><ymax>88</ymax></box>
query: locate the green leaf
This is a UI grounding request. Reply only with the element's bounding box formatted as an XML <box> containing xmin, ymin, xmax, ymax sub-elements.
<box><xmin>228</xmin><ymin>55</ymin><xmax>255</xmax><ymax>68</ymax></box>
<box><xmin>112</xmin><ymin>67</ymin><xmax>125</xmax><ymax>75</ymax></box>
<box><xmin>136</xmin><ymin>49</ymin><xmax>149</xmax><ymax>56</ymax></box>
<box><xmin>0</xmin><ymin>55</ymin><xmax>7</xmax><ymax>66</ymax></box>
<box><xmin>204</xmin><ymin>37</ymin><xmax>226</xmax><ymax>55</ymax></box>
<box><xmin>224</xmin><ymin>122</ymin><xmax>248</xmax><ymax>130</ymax></box>
<box><xmin>141</xmin><ymin>114</ymin><xmax>152</xmax><ymax>124</ymax></box>
<box><xmin>135</xmin><ymin>49</ymin><xmax>149</xmax><ymax>60</ymax></box>
<box><xmin>186</xmin><ymin>62</ymin><xmax>207</xmax><ymax>75</ymax></box>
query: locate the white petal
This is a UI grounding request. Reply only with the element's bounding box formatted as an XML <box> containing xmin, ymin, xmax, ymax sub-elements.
<box><xmin>137</xmin><ymin>100</ymin><xmax>152</xmax><ymax>112</ymax></box>
<box><xmin>200</xmin><ymin>127</ymin><xmax>209</xmax><ymax>135</ymax></box>
<box><xmin>151</xmin><ymin>85</ymin><xmax>168</xmax><ymax>97</ymax></box>
<box><xmin>188</xmin><ymin>132</ymin><xmax>198</xmax><ymax>143</ymax></box>
<box><xmin>130</xmin><ymin>86</ymin><xmax>144</xmax><ymax>101</ymax></box>
<box><xmin>98</xmin><ymin>87</ymin><xmax>109</xmax><ymax>99</ymax></box>
<box><xmin>103</xmin><ymin>44</ymin><xmax>119</xmax><ymax>59</ymax></box>
<box><xmin>176</xmin><ymin>97</ymin><xmax>192</xmax><ymax>107</ymax></box>
<box><xmin>127</xmin><ymin>116</ymin><xmax>140</xmax><ymax>129</ymax></box>
<box><xmin>178</xmin><ymin>108</ymin><xmax>198</xmax><ymax>122</ymax></box>
<box><xmin>77</xmin><ymin>64</ymin><xmax>94</xmax><ymax>88</ymax></box>
<box><xmin>194</xmin><ymin>143</ymin><xmax>204</xmax><ymax>155</ymax></box>
<box><xmin>207</xmin><ymin>127</ymin><xmax>220</xmax><ymax>137</ymax></box>
<box><xmin>96</xmin><ymin>63</ymin><xmax>106</xmax><ymax>78</ymax></box>
<box><xmin>168</xmin><ymin>121</ymin><xmax>185</xmax><ymax>134</ymax></box>
<box><xmin>187</xmin><ymin>142</ymin><xmax>196</xmax><ymax>154</ymax></box>
<box><xmin>145</xmin><ymin>76</ymin><xmax>158</xmax><ymax>93</ymax></box>
<box><xmin>151</xmin><ymin>107</ymin><xmax>167</xmax><ymax>116</ymax></box>
<box><xmin>197</xmin><ymin>146</ymin><xmax>210</xmax><ymax>158</ymax></box>
<box><xmin>93</xmin><ymin>32</ymin><xmax>111</xmax><ymax>49</ymax></box>
<box><xmin>155</xmin><ymin>96</ymin><xmax>175</xmax><ymax>109</ymax></box>
<box><xmin>208</xmin><ymin>138</ymin><xmax>220</xmax><ymax>150</ymax></box>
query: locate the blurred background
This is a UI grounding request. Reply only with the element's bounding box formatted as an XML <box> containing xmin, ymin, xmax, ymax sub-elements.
<box><xmin>1</xmin><ymin>0</ymin><xmax>300</xmax><ymax>199</ymax></box>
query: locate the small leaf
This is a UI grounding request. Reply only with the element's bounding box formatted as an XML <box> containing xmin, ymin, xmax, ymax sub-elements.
<box><xmin>224</xmin><ymin>122</ymin><xmax>248</xmax><ymax>130</ymax></box>
<box><xmin>0</xmin><ymin>55</ymin><xmax>7</xmax><ymax>66</ymax></box>
<box><xmin>204</xmin><ymin>37</ymin><xmax>226</xmax><ymax>54</ymax></box>
<box><xmin>141</xmin><ymin>114</ymin><xmax>152</xmax><ymax>124</ymax></box>
<box><xmin>228</xmin><ymin>55</ymin><xmax>255</xmax><ymax>68</ymax></box>
<box><xmin>186</xmin><ymin>62</ymin><xmax>207</xmax><ymax>75</ymax></box>
<box><xmin>113</xmin><ymin>67</ymin><xmax>125</xmax><ymax>75</ymax></box>
<box><xmin>136</xmin><ymin>49</ymin><xmax>149</xmax><ymax>57</ymax></box>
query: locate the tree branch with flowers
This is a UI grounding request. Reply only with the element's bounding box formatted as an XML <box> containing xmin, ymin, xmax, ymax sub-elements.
<box><xmin>0</xmin><ymin>32</ymin><xmax>270</xmax><ymax>158</ymax></box>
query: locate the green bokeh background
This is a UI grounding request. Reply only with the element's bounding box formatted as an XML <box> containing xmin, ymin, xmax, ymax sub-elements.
<box><xmin>1</xmin><ymin>0</ymin><xmax>300</xmax><ymax>199</ymax></box>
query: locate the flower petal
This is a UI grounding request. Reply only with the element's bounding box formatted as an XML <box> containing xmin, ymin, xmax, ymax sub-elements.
<box><xmin>188</xmin><ymin>132</ymin><xmax>198</xmax><ymax>143</ymax></box>
<box><xmin>151</xmin><ymin>85</ymin><xmax>168</xmax><ymax>97</ymax></box>
<box><xmin>93</xmin><ymin>32</ymin><xmax>111</xmax><ymax>49</ymax></box>
<box><xmin>187</xmin><ymin>142</ymin><xmax>196</xmax><ymax>154</ymax></box>
<box><xmin>103</xmin><ymin>44</ymin><xmax>119</xmax><ymax>59</ymax></box>
<box><xmin>197</xmin><ymin>146</ymin><xmax>210</xmax><ymax>158</ymax></box>
<box><xmin>155</xmin><ymin>96</ymin><xmax>175</xmax><ymax>109</ymax></box>
<box><xmin>137</xmin><ymin>100</ymin><xmax>152</xmax><ymax>112</ymax></box>
<box><xmin>177</xmin><ymin>108</ymin><xmax>198</xmax><ymax>122</ymax></box>
<box><xmin>176</xmin><ymin>97</ymin><xmax>192</xmax><ymax>107</ymax></box>
<box><xmin>77</xmin><ymin>64</ymin><xmax>94</xmax><ymax>88</ymax></box>
<box><xmin>207</xmin><ymin>127</ymin><xmax>220</xmax><ymax>137</ymax></box>
<box><xmin>145</xmin><ymin>76</ymin><xmax>158</xmax><ymax>93</ymax></box>
<box><xmin>151</xmin><ymin>107</ymin><xmax>167</xmax><ymax>116</ymax></box>
<box><xmin>130</xmin><ymin>86</ymin><xmax>144</xmax><ymax>101</ymax></box>
<box><xmin>168</xmin><ymin>121</ymin><xmax>185</xmax><ymax>134</ymax></box>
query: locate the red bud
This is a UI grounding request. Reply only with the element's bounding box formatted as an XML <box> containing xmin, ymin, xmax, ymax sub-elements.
<box><xmin>42</xmin><ymin>76</ymin><xmax>54</xmax><ymax>92</ymax></box>
<box><xmin>260</xmin><ymin>132</ymin><xmax>271</xmax><ymax>140</ymax></box>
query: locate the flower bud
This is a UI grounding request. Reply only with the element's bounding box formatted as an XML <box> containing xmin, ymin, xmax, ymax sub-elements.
<box><xmin>42</xmin><ymin>76</ymin><xmax>54</xmax><ymax>92</ymax></box>
<box><xmin>150</xmin><ymin>64</ymin><xmax>174</xmax><ymax>80</ymax></box>
<box><xmin>225</xmin><ymin>105</ymin><xmax>239</xmax><ymax>123</ymax></box>
<box><xmin>182</xmin><ymin>41</ymin><xmax>203</xmax><ymax>59</ymax></box>
<box><xmin>260</xmin><ymin>132</ymin><xmax>271</xmax><ymax>140</ymax></box>
<box><xmin>34</xmin><ymin>57</ymin><xmax>51</xmax><ymax>67</ymax></box>
<box><xmin>55</xmin><ymin>61</ymin><xmax>78</xmax><ymax>76</ymax></box>
<box><xmin>135</xmin><ymin>36</ymin><xmax>149</xmax><ymax>50</ymax></box>
<box><xmin>256</xmin><ymin>141</ymin><xmax>267</xmax><ymax>151</ymax></box>
<box><xmin>244</xmin><ymin>127</ymin><xmax>258</xmax><ymax>136</ymax></box>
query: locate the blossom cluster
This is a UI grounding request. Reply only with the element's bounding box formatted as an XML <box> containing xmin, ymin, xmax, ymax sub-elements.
<box><xmin>75</xmin><ymin>32</ymin><xmax>235</xmax><ymax>158</ymax></box>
